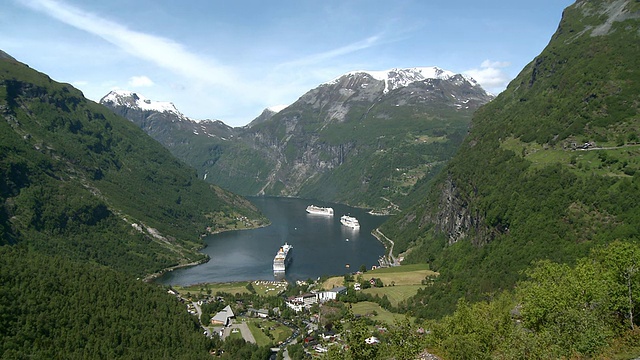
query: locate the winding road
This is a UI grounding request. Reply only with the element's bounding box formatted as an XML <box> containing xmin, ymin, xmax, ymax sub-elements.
<box><xmin>373</xmin><ymin>228</ymin><xmax>399</xmax><ymax>266</ymax></box>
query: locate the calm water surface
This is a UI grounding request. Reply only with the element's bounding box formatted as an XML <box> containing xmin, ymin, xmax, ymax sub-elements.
<box><xmin>157</xmin><ymin>197</ymin><xmax>387</xmax><ymax>285</ymax></box>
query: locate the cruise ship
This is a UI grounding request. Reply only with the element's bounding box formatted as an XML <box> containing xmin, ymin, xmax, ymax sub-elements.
<box><xmin>306</xmin><ymin>205</ymin><xmax>334</xmax><ymax>216</ymax></box>
<box><xmin>273</xmin><ymin>243</ymin><xmax>293</xmax><ymax>272</ymax></box>
<box><xmin>340</xmin><ymin>215</ymin><xmax>360</xmax><ymax>229</ymax></box>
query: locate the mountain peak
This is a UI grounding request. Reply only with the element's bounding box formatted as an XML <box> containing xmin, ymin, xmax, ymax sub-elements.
<box><xmin>326</xmin><ymin>66</ymin><xmax>478</xmax><ymax>93</ymax></box>
<box><xmin>100</xmin><ymin>90</ymin><xmax>188</xmax><ymax>121</ymax></box>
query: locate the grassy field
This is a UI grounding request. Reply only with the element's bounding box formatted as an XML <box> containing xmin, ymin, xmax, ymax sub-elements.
<box><xmin>322</xmin><ymin>277</ymin><xmax>345</xmax><ymax>290</ymax></box>
<box><xmin>246</xmin><ymin>320</ymin><xmax>272</xmax><ymax>346</ymax></box>
<box><xmin>251</xmin><ymin>280</ymin><xmax>288</xmax><ymax>297</ymax></box>
<box><xmin>322</xmin><ymin>263</ymin><xmax>437</xmax><ymax>290</ymax></box>
<box><xmin>173</xmin><ymin>282</ymin><xmax>250</xmax><ymax>297</ymax></box>
<box><xmin>351</xmin><ymin>301</ymin><xmax>412</xmax><ymax>325</ymax></box>
<box><xmin>321</xmin><ymin>264</ymin><xmax>437</xmax><ymax>306</ymax></box>
<box><xmin>361</xmin><ymin>285</ymin><xmax>425</xmax><ymax>306</ymax></box>
<box><xmin>501</xmin><ymin>136</ymin><xmax>640</xmax><ymax>177</ymax></box>
<box><xmin>245</xmin><ymin>318</ymin><xmax>292</xmax><ymax>347</ymax></box>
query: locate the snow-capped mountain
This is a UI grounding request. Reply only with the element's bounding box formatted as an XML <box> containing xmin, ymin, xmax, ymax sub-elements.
<box><xmin>100</xmin><ymin>90</ymin><xmax>188</xmax><ymax>121</ymax></box>
<box><xmin>326</xmin><ymin>66</ymin><xmax>479</xmax><ymax>94</ymax></box>
<box><xmin>102</xmin><ymin>65</ymin><xmax>493</xmax><ymax>210</ymax></box>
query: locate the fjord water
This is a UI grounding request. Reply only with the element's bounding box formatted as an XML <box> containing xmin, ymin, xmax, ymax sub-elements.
<box><xmin>158</xmin><ymin>197</ymin><xmax>388</xmax><ymax>285</ymax></box>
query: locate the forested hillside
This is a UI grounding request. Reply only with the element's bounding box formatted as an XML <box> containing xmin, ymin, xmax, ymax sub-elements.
<box><xmin>0</xmin><ymin>53</ymin><xmax>268</xmax><ymax>358</ymax></box>
<box><xmin>0</xmin><ymin>54</ymin><xmax>266</xmax><ymax>276</ymax></box>
<box><xmin>0</xmin><ymin>247</ymin><xmax>214</xmax><ymax>359</ymax></box>
<box><xmin>380</xmin><ymin>0</ymin><xmax>640</xmax><ymax>317</ymax></box>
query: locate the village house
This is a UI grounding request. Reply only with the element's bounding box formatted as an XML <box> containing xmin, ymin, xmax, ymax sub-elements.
<box><xmin>210</xmin><ymin>305</ymin><xmax>235</xmax><ymax>326</ymax></box>
<box><xmin>285</xmin><ymin>293</ymin><xmax>318</xmax><ymax>312</ymax></box>
<box><xmin>317</xmin><ymin>286</ymin><xmax>347</xmax><ymax>302</ymax></box>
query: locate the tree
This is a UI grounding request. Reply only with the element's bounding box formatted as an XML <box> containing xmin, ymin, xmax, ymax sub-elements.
<box><xmin>287</xmin><ymin>343</ymin><xmax>305</xmax><ymax>360</ymax></box>
<box><xmin>593</xmin><ymin>240</ymin><xmax>640</xmax><ymax>330</ymax></box>
<box><xmin>517</xmin><ymin>258</ymin><xmax>613</xmax><ymax>355</ymax></box>
<box><xmin>359</xmin><ymin>264</ymin><xmax>367</xmax><ymax>273</ymax></box>
<box><xmin>384</xmin><ymin>317</ymin><xmax>423</xmax><ymax>360</ymax></box>
<box><xmin>343</xmin><ymin>317</ymin><xmax>378</xmax><ymax>360</ymax></box>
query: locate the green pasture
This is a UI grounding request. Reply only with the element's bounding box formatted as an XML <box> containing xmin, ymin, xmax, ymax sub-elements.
<box><xmin>351</xmin><ymin>301</ymin><xmax>411</xmax><ymax>325</ymax></box>
<box><xmin>173</xmin><ymin>282</ymin><xmax>250</xmax><ymax>297</ymax></box>
<box><xmin>501</xmin><ymin>136</ymin><xmax>640</xmax><ymax>177</ymax></box>
<box><xmin>361</xmin><ymin>285</ymin><xmax>425</xmax><ymax>306</ymax></box>
<box><xmin>246</xmin><ymin>318</ymin><xmax>292</xmax><ymax>347</ymax></box>
<box><xmin>322</xmin><ymin>263</ymin><xmax>437</xmax><ymax>290</ymax></box>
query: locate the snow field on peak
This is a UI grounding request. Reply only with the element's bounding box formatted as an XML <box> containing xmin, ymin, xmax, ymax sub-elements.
<box><xmin>102</xmin><ymin>90</ymin><xmax>188</xmax><ymax>120</ymax></box>
<box><xmin>324</xmin><ymin>66</ymin><xmax>478</xmax><ymax>93</ymax></box>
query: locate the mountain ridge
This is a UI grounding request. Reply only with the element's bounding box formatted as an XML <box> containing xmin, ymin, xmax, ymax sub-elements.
<box><xmin>0</xmin><ymin>52</ymin><xmax>267</xmax><ymax>277</ymax></box>
<box><xmin>102</xmin><ymin>66</ymin><xmax>493</xmax><ymax>211</ymax></box>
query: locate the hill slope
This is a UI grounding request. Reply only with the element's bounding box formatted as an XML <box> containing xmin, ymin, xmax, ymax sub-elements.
<box><xmin>381</xmin><ymin>0</ymin><xmax>640</xmax><ymax>317</ymax></box>
<box><xmin>0</xmin><ymin>54</ymin><xmax>266</xmax><ymax>277</ymax></box>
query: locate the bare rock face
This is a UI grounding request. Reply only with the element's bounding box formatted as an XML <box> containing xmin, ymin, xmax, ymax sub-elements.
<box><xmin>102</xmin><ymin>67</ymin><xmax>493</xmax><ymax>209</ymax></box>
<box><xmin>426</xmin><ymin>177</ymin><xmax>495</xmax><ymax>246</ymax></box>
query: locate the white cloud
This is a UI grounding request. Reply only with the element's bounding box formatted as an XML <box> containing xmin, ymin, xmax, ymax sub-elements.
<box><xmin>128</xmin><ymin>75</ymin><xmax>154</xmax><ymax>88</ymax></box>
<box><xmin>464</xmin><ymin>59</ymin><xmax>512</xmax><ymax>94</ymax></box>
<box><xmin>279</xmin><ymin>35</ymin><xmax>382</xmax><ymax>68</ymax></box>
<box><xmin>71</xmin><ymin>80</ymin><xmax>88</xmax><ymax>87</ymax></box>
<box><xmin>21</xmin><ymin>0</ymin><xmax>239</xmax><ymax>90</ymax></box>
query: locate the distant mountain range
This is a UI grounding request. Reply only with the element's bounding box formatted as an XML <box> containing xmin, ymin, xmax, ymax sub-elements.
<box><xmin>102</xmin><ymin>66</ymin><xmax>493</xmax><ymax>211</ymax></box>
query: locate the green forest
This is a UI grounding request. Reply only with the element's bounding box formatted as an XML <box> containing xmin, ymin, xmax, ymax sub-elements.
<box><xmin>0</xmin><ymin>52</ymin><xmax>268</xmax><ymax>358</ymax></box>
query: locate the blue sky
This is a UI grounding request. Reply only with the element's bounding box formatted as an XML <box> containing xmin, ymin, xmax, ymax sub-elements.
<box><xmin>2</xmin><ymin>0</ymin><xmax>574</xmax><ymax>126</ymax></box>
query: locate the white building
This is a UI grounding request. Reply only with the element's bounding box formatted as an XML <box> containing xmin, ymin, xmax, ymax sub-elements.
<box><xmin>317</xmin><ymin>286</ymin><xmax>347</xmax><ymax>302</ymax></box>
<box><xmin>286</xmin><ymin>293</ymin><xmax>318</xmax><ymax>312</ymax></box>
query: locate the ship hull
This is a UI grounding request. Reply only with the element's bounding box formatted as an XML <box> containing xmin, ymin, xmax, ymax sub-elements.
<box><xmin>306</xmin><ymin>205</ymin><xmax>334</xmax><ymax>216</ymax></box>
<box><xmin>340</xmin><ymin>215</ymin><xmax>360</xmax><ymax>229</ymax></box>
<box><xmin>273</xmin><ymin>243</ymin><xmax>293</xmax><ymax>272</ymax></box>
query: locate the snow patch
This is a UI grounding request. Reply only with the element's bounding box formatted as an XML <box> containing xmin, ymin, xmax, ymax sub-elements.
<box><xmin>267</xmin><ymin>104</ymin><xmax>288</xmax><ymax>113</ymax></box>
<box><xmin>324</xmin><ymin>66</ymin><xmax>477</xmax><ymax>94</ymax></box>
<box><xmin>100</xmin><ymin>90</ymin><xmax>189</xmax><ymax>121</ymax></box>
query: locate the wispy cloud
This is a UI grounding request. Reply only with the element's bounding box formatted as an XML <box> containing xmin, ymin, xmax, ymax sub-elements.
<box><xmin>280</xmin><ymin>35</ymin><xmax>382</xmax><ymax>68</ymax></box>
<box><xmin>128</xmin><ymin>75</ymin><xmax>154</xmax><ymax>88</ymax></box>
<box><xmin>21</xmin><ymin>0</ymin><xmax>238</xmax><ymax>89</ymax></box>
<box><xmin>464</xmin><ymin>59</ymin><xmax>512</xmax><ymax>94</ymax></box>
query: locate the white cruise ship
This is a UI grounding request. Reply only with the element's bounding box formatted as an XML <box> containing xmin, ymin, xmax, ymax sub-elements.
<box><xmin>273</xmin><ymin>243</ymin><xmax>293</xmax><ymax>272</ymax></box>
<box><xmin>305</xmin><ymin>205</ymin><xmax>334</xmax><ymax>216</ymax></box>
<box><xmin>340</xmin><ymin>215</ymin><xmax>360</xmax><ymax>229</ymax></box>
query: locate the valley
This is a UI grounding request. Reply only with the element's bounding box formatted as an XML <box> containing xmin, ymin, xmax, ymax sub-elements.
<box><xmin>2</xmin><ymin>0</ymin><xmax>640</xmax><ymax>358</ymax></box>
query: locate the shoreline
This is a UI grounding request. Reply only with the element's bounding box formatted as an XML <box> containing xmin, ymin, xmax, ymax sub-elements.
<box><xmin>143</xmin><ymin>257</ymin><xmax>209</xmax><ymax>283</ymax></box>
<box><xmin>146</xmin><ymin>221</ymin><xmax>272</xmax><ymax>283</ymax></box>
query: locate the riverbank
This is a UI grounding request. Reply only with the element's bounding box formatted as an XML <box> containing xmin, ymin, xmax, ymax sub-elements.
<box><xmin>372</xmin><ymin>228</ymin><xmax>401</xmax><ymax>267</ymax></box>
<box><xmin>143</xmin><ymin>257</ymin><xmax>210</xmax><ymax>282</ymax></box>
